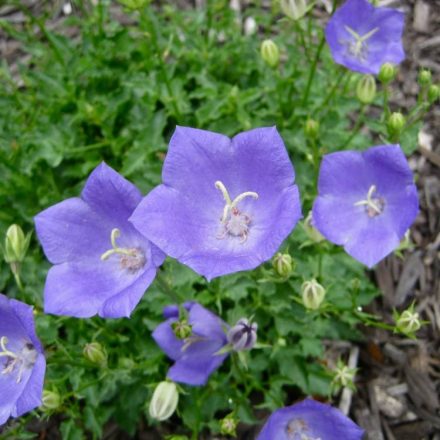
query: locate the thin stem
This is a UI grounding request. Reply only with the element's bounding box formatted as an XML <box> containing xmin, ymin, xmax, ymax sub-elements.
<box><xmin>382</xmin><ymin>85</ymin><xmax>390</xmax><ymax>119</ymax></box>
<box><xmin>314</xmin><ymin>68</ymin><xmax>347</xmax><ymax>116</ymax></box>
<box><xmin>341</xmin><ymin>104</ymin><xmax>367</xmax><ymax>149</ymax></box>
<box><xmin>294</xmin><ymin>20</ymin><xmax>311</xmax><ymax>63</ymax></box>
<box><xmin>155</xmin><ymin>272</ymin><xmax>181</xmax><ymax>304</ymax></box>
<box><xmin>301</xmin><ymin>34</ymin><xmax>326</xmax><ymax>108</ymax></box>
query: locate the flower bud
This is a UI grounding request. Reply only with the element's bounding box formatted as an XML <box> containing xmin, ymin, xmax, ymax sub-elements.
<box><xmin>356</xmin><ymin>75</ymin><xmax>376</xmax><ymax>104</ymax></box>
<box><xmin>304</xmin><ymin>118</ymin><xmax>319</xmax><ymax>139</ymax></box>
<box><xmin>280</xmin><ymin>0</ymin><xmax>309</xmax><ymax>21</ymax></box>
<box><xmin>244</xmin><ymin>16</ymin><xmax>257</xmax><ymax>36</ymax></box>
<box><xmin>172</xmin><ymin>318</ymin><xmax>192</xmax><ymax>340</ymax></box>
<box><xmin>220</xmin><ymin>412</ymin><xmax>238</xmax><ymax>437</ymax></box>
<box><xmin>418</xmin><ymin>69</ymin><xmax>432</xmax><ymax>87</ymax></box>
<box><xmin>303</xmin><ymin>212</ymin><xmax>324</xmax><ymax>243</ymax></box>
<box><xmin>227</xmin><ymin>318</ymin><xmax>257</xmax><ymax>351</ymax></box>
<box><xmin>395</xmin><ymin>305</ymin><xmax>421</xmax><ymax>335</ymax></box>
<box><xmin>3</xmin><ymin>224</ymin><xmax>31</xmax><ymax>265</ymax></box>
<box><xmin>378</xmin><ymin>63</ymin><xmax>396</xmax><ymax>84</ymax></box>
<box><xmin>149</xmin><ymin>381</ymin><xmax>179</xmax><ymax>422</ymax></box>
<box><xmin>387</xmin><ymin>112</ymin><xmax>406</xmax><ymax>138</ymax></box>
<box><xmin>428</xmin><ymin>84</ymin><xmax>440</xmax><ymax>104</ymax></box>
<box><xmin>83</xmin><ymin>342</ymin><xmax>107</xmax><ymax>366</ymax></box>
<box><xmin>301</xmin><ymin>279</ymin><xmax>325</xmax><ymax>310</ymax></box>
<box><xmin>117</xmin><ymin>0</ymin><xmax>149</xmax><ymax>9</ymax></box>
<box><xmin>332</xmin><ymin>360</ymin><xmax>357</xmax><ymax>389</ymax></box>
<box><xmin>261</xmin><ymin>39</ymin><xmax>280</xmax><ymax>68</ymax></box>
<box><xmin>41</xmin><ymin>390</ymin><xmax>62</xmax><ymax>411</ymax></box>
<box><xmin>272</xmin><ymin>252</ymin><xmax>294</xmax><ymax>278</ymax></box>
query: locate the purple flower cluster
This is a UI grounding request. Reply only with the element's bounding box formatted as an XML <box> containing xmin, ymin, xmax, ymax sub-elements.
<box><xmin>257</xmin><ymin>398</ymin><xmax>364</xmax><ymax>440</ymax></box>
<box><xmin>0</xmin><ymin>294</ymin><xmax>45</xmax><ymax>425</ymax></box>
<box><xmin>326</xmin><ymin>0</ymin><xmax>405</xmax><ymax>74</ymax></box>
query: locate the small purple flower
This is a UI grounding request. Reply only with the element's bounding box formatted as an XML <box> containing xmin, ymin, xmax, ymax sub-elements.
<box><xmin>35</xmin><ymin>163</ymin><xmax>165</xmax><ymax>319</ymax></box>
<box><xmin>130</xmin><ymin>126</ymin><xmax>302</xmax><ymax>281</ymax></box>
<box><xmin>153</xmin><ymin>302</ymin><xmax>228</xmax><ymax>386</ymax></box>
<box><xmin>325</xmin><ymin>0</ymin><xmax>405</xmax><ymax>74</ymax></box>
<box><xmin>0</xmin><ymin>294</ymin><xmax>46</xmax><ymax>425</ymax></box>
<box><xmin>227</xmin><ymin>318</ymin><xmax>257</xmax><ymax>351</ymax></box>
<box><xmin>312</xmin><ymin>145</ymin><xmax>418</xmax><ymax>267</ymax></box>
<box><xmin>257</xmin><ymin>398</ymin><xmax>364</xmax><ymax>440</ymax></box>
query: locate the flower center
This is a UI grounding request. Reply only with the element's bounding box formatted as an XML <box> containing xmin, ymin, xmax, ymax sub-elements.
<box><xmin>101</xmin><ymin>228</ymin><xmax>146</xmax><ymax>273</ymax></box>
<box><xmin>286</xmin><ymin>418</ymin><xmax>321</xmax><ymax>440</ymax></box>
<box><xmin>343</xmin><ymin>25</ymin><xmax>379</xmax><ymax>62</ymax></box>
<box><xmin>354</xmin><ymin>185</ymin><xmax>385</xmax><ymax>217</ymax></box>
<box><xmin>0</xmin><ymin>336</ymin><xmax>38</xmax><ymax>383</ymax></box>
<box><xmin>215</xmin><ymin>181</ymin><xmax>258</xmax><ymax>243</ymax></box>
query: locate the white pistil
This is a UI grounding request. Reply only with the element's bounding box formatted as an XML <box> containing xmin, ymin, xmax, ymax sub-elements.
<box><xmin>0</xmin><ymin>336</ymin><xmax>25</xmax><ymax>383</ymax></box>
<box><xmin>354</xmin><ymin>185</ymin><xmax>383</xmax><ymax>215</ymax></box>
<box><xmin>344</xmin><ymin>25</ymin><xmax>379</xmax><ymax>60</ymax></box>
<box><xmin>0</xmin><ymin>336</ymin><xmax>17</xmax><ymax>360</ymax></box>
<box><xmin>101</xmin><ymin>228</ymin><xmax>138</xmax><ymax>261</ymax></box>
<box><xmin>214</xmin><ymin>181</ymin><xmax>258</xmax><ymax>224</ymax></box>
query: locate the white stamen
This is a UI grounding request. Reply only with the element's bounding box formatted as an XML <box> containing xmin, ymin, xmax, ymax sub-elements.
<box><xmin>343</xmin><ymin>25</ymin><xmax>379</xmax><ymax>61</ymax></box>
<box><xmin>354</xmin><ymin>185</ymin><xmax>383</xmax><ymax>215</ymax></box>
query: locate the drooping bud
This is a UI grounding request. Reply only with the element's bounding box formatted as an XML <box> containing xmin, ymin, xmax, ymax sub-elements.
<box><xmin>304</xmin><ymin>118</ymin><xmax>319</xmax><ymax>140</ymax></box>
<box><xmin>3</xmin><ymin>224</ymin><xmax>31</xmax><ymax>265</ymax></box>
<box><xmin>220</xmin><ymin>412</ymin><xmax>239</xmax><ymax>437</ymax></box>
<box><xmin>272</xmin><ymin>252</ymin><xmax>295</xmax><ymax>278</ymax></box>
<box><xmin>41</xmin><ymin>390</ymin><xmax>62</xmax><ymax>411</ymax></box>
<box><xmin>394</xmin><ymin>304</ymin><xmax>422</xmax><ymax>336</ymax></box>
<box><xmin>303</xmin><ymin>212</ymin><xmax>324</xmax><ymax>243</ymax></box>
<box><xmin>387</xmin><ymin>112</ymin><xmax>406</xmax><ymax>139</ymax></box>
<box><xmin>428</xmin><ymin>84</ymin><xmax>440</xmax><ymax>104</ymax></box>
<box><xmin>260</xmin><ymin>39</ymin><xmax>280</xmax><ymax>68</ymax></box>
<box><xmin>149</xmin><ymin>381</ymin><xmax>179</xmax><ymax>422</ymax></box>
<box><xmin>356</xmin><ymin>75</ymin><xmax>376</xmax><ymax>104</ymax></box>
<box><xmin>280</xmin><ymin>0</ymin><xmax>309</xmax><ymax>21</ymax></box>
<box><xmin>332</xmin><ymin>359</ymin><xmax>357</xmax><ymax>391</ymax></box>
<box><xmin>227</xmin><ymin>318</ymin><xmax>257</xmax><ymax>351</ymax></box>
<box><xmin>378</xmin><ymin>63</ymin><xmax>396</xmax><ymax>84</ymax></box>
<box><xmin>244</xmin><ymin>16</ymin><xmax>257</xmax><ymax>36</ymax></box>
<box><xmin>83</xmin><ymin>342</ymin><xmax>108</xmax><ymax>366</ymax></box>
<box><xmin>418</xmin><ymin>69</ymin><xmax>432</xmax><ymax>87</ymax></box>
<box><xmin>172</xmin><ymin>318</ymin><xmax>192</xmax><ymax>340</ymax></box>
<box><xmin>301</xmin><ymin>279</ymin><xmax>326</xmax><ymax>310</ymax></box>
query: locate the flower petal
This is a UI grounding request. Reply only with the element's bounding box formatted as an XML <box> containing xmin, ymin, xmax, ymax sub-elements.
<box><xmin>152</xmin><ymin>319</ymin><xmax>184</xmax><ymax>361</ymax></box>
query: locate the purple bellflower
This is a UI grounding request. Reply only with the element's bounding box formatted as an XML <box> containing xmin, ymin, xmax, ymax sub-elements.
<box><xmin>325</xmin><ymin>0</ymin><xmax>405</xmax><ymax>74</ymax></box>
<box><xmin>130</xmin><ymin>126</ymin><xmax>301</xmax><ymax>281</ymax></box>
<box><xmin>0</xmin><ymin>294</ymin><xmax>46</xmax><ymax>425</ymax></box>
<box><xmin>257</xmin><ymin>398</ymin><xmax>364</xmax><ymax>440</ymax></box>
<box><xmin>312</xmin><ymin>145</ymin><xmax>418</xmax><ymax>267</ymax></box>
<box><xmin>35</xmin><ymin>163</ymin><xmax>165</xmax><ymax>319</ymax></box>
<box><xmin>152</xmin><ymin>302</ymin><xmax>228</xmax><ymax>386</ymax></box>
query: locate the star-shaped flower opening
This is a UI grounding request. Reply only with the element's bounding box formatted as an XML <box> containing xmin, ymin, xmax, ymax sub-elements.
<box><xmin>312</xmin><ymin>145</ymin><xmax>418</xmax><ymax>267</ymax></box>
<box><xmin>152</xmin><ymin>302</ymin><xmax>228</xmax><ymax>386</ymax></box>
<box><xmin>0</xmin><ymin>294</ymin><xmax>46</xmax><ymax>426</ymax></box>
<box><xmin>35</xmin><ymin>163</ymin><xmax>165</xmax><ymax>318</ymax></box>
<box><xmin>257</xmin><ymin>398</ymin><xmax>364</xmax><ymax>440</ymax></box>
<box><xmin>130</xmin><ymin>126</ymin><xmax>302</xmax><ymax>281</ymax></box>
<box><xmin>325</xmin><ymin>0</ymin><xmax>405</xmax><ymax>74</ymax></box>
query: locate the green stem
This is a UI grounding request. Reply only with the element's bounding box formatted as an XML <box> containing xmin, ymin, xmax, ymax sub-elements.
<box><xmin>341</xmin><ymin>104</ymin><xmax>367</xmax><ymax>149</ymax></box>
<box><xmin>383</xmin><ymin>85</ymin><xmax>390</xmax><ymax>119</ymax></box>
<box><xmin>155</xmin><ymin>271</ymin><xmax>181</xmax><ymax>304</ymax></box>
<box><xmin>294</xmin><ymin>20</ymin><xmax>311</xmax><ymax>63</ymax></box>
<box><xmin>301</xmin><ymin>34</ymin><xmax>326</xmax><ymax>108</ymax></box>
<box><xmin>314</xmin><ymin>68</ymin><xmax>347</xmax><ymax>116</ymax></box>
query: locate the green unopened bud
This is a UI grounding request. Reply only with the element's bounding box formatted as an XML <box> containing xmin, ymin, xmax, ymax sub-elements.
<box><xmin>83</xmin><ymin>342</ymin><xmax>107</xmax><ymax>366</ymax></box>
<box><xmin>428</xmin><ymin>84</ymin><xmax>440</xmax><ymax>103</ymax></box>
<box><xmin>303</xmin><ymin>212</ymin><xmax>324</xmax><ymax>243</ymax></box>
<box><xmin>3</xmin><ymin>224</ymin><xmax>31</xmax><ymax>265</ymax></box>
<box><xmin>418</xmin><ymin>69</ymin><xmax>432</xmax><ymax>87</ymax></box>
<box><xmin>301</xmin><ymin>279</ymin><xmax>326</xmax><ymax>310</ymax></box>
<box><xmin>272</xmin><ymin>252</ymin><xmax>295</xmax><ymax>278</ymax></box>
<box><xmin>220</xmin><ymin>412</ymin><xmax>239</xmax><ymax>437</ymax></box>
<box><xmin>387</xmin><ymin>112</ymin><xmax>406</xmax><ymax>138</ymax></box>
<box><xmin>172</xmin><ymin>319</ymin><xmax>192</xmax><ymax>340</ymax></box>
<box><xmin>41</xmin><ymin>390</ymin><xmax>62</xmax><ymax>411</ymax></box>
<box><xmin>332</xmin><ymin>359</ymin><xmax>357</xmax><ymax>391</ymax></box>
<box><xmin>304</xmin><ymin>118</ymin><xmax>319</xmax><ymax>139</ymax></box>
<box><xmin>395</xmin><ymin>304</ymin><xmax>422</xmax><ymax>335</ymax></box>
<box><xmin>378</xmin><ymin>63</ymin><xmax>396</xmax><ymax>84</ymax></box>
<box><xmin>117</xmin><ymin>0</ymin><xmax>149</xmax><ymax>9</ymax></box>
<box><xmin>356</xmin><ymin>75</ymin><xmax>376</xmax><ymax>104</ymax></box>
<box><xmin>280</xmin><ymin>0</ymin><xmax>309</xmax><ymax>21</ymax></box>
<box><xmin>149</xmin><ymin>381</ymin><xmax>179</xmax><ymax>422</ymax></box>
<box><xmin>261</xmin><ymin>39</ymin><xmax>280</xmax><ymax>68</ymax></box>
